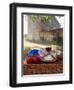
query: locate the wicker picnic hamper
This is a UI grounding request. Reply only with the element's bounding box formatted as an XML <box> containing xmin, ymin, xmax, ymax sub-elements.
<box><xmin>24</xmin><ymin>60</ymin><xmax>63</xmax><ymax>75</ymax></box>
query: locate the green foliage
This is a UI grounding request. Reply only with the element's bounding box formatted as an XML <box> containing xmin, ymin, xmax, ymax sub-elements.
<box><xmin>23</xmin><ymin>47</ymin><xmax>30</xmax><ymax>58</ymax></box>
<box><xmin>52</xmin><ymin>32</ymin><xmax>63</xmax><ymax>48</ymax></box>
<box><xmin>29</xmin><ymin>15</ymin><xmax>53</xmax><ymax>23</ymax></box>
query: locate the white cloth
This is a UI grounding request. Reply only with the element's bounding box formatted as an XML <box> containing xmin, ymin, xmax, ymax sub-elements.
<box><xmin>38</xmin><ymin>50</ymin><xmax>45</xmax><ymax>57</ymax></box>
<box><xmin>43</xmin><ymin>55</ymin><xmax>54</xmax><ymax>61</ymax></box>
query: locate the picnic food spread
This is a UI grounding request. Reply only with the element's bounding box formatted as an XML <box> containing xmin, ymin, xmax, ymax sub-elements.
<box><xmin>23</xmin><ymin>47</ymin><xmax>63</xmax><ymax>64</ymax></box>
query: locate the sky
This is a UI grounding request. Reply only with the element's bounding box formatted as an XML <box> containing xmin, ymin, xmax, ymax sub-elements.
<box><xmin>55</xmin><ymin>16</ymin><xmax>64</xmax><ymax>28</ymax></box>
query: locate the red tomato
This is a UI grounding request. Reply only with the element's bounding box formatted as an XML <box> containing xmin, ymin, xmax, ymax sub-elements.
<box><xmin>26</xmin><ymin>56</ymin><xmax>41</xmax><ymax>64</ymax></box>
<box><xmin>32</xmin><ymin>56</ymin><xmax>41</xmax><ymax>64</ymax></box>
<box><xmin>26</xmin><ymin>57</ymin><xmax>33</xmax><ymax>64</ymax></box>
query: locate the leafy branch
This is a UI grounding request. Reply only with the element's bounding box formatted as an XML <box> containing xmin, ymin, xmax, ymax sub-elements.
<box><xmin>29</xmin><ymin>15</ymin><xmax>54</xmax><ymax>23</ymax></box>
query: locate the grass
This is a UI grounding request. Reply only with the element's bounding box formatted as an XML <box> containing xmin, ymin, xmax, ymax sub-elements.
<box><xmin>23</xmin><ymin>40</ymin><xmax>61</xmax><ymax>59</ymax></box>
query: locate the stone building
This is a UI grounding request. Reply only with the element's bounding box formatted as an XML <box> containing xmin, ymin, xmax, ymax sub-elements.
<box><xmin>26</xmin><ymin>15</ymin><xmax>63</xmax><ymax>42</ymax></box>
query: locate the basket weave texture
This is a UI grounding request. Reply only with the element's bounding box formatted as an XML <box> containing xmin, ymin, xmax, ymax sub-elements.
<box><xmin>24</xmin><ymin>60</ymin><xmax>63</xmax><ymax>75</ymax></box>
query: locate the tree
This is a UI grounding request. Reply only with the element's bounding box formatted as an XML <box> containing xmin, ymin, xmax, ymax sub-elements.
<box><xmin>52</xmin><ymin>32</ymin><xmax>63</xmax><ymax>49</ymax></box>
<box><xmin>29</xmin><ymin>15</ymin><xmax>54</xmax><ymax>23</ymax></box>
